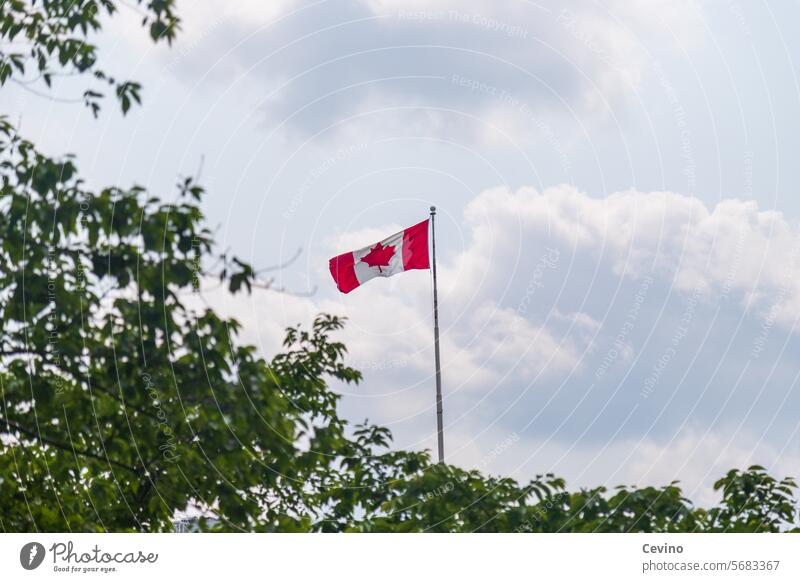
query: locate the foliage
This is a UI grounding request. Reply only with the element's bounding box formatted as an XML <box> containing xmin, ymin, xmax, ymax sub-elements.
<box><xmin>705</xmin><ymin>467</ymin><xmax>798</xmax><ymax>532</ymax></box>
<box><xmin>0</xmin><ymin>0</ymin><xmax>179</xmax><ymax>116</ymax></box>
<box><xmin>1</xmin><ymin>0</ymin><xmax>797</xmax><ymax>534</ymax></box>
<box><xmin>351</xmin><ymin>462</ymin><xmax>798</xmax><ymax>533</ymax></box>
<box><xmin>0</xmin><ymin>111</ymin><xmax>354</xmax><ymax>531</ymax></box>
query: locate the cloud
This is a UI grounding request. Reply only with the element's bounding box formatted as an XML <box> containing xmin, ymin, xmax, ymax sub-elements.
<box><xmin>459</xmin><ymin>185</ymin><xmax>800</xmax><ymax>330</ymax></box>
<box><xmin>155</xmin><ymin>0</ymin><xmax>705</xmax><ymax>143</ymax></box>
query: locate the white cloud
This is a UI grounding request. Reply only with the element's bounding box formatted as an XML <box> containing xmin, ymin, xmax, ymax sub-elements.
<box><xmin>458</xmin><ymin>185</ymin><xmax>800</xmax><ymax>331</ymax></box>
<box><xmin>145</xmin><ymin>0</ymin><xmax>706</xmax><ymax>143</ymax></box>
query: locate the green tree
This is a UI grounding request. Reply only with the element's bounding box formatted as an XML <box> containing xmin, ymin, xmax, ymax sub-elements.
<box><xmin>352</xmin><ymin>463</ymin><xmax>800</xmax><ymax>533</ymax></box>
<box><xmin>0</xmin><ymin>112</ymin><xmax>397</xmax><ymax>531</ymax></box>
<box><xmin>0</xmin><ymin>0</ymin><xmax>413</xmax><ymax>532</ymax></box>
<box><xmin>0</xmin><ymin>0</ymin><xmax>797</xmax><ymax>533</ymax></box>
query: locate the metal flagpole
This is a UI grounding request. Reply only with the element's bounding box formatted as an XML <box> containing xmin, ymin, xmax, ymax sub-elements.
<box><xmin>430</xmin><ymin>206</ymin><xmax>445</xmax><ymax>463</ymax></box>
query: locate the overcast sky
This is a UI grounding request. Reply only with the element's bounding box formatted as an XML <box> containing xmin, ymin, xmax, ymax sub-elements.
<box><xmin>6</xmin><ymin>0</ymin><xmax>800</xmax><ymax>503</ymax></box>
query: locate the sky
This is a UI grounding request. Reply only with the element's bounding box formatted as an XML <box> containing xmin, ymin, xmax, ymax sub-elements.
<box><xmin>5</xmin><ymin>0</ymin><xmax>800</xmax><ymax>504</ymax></box>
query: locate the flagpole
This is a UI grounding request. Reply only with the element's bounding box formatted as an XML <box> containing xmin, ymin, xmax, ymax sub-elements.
<box><xmin>430</xmin><ymin>206</ymin><xmax>445</xmax><ymax>463</ymax></box>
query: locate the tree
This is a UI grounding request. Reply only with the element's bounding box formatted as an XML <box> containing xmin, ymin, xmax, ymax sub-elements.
<box><xmin>0</xmin><ymin>110</ymin><xmax>378</xmax><ymax>530</ymax></box>
<box><xmin>351</xmin><ymin>462</ymin><xmax>798</xmax><ymax>533</ymax></box>
<box><xmin>0</xmin><ymin>0</ymin><xmax>797</xmax><ymax>533</ymax></box>
<box><xmin>0</xmin><ymin>0</ymin><xmax>404</xmax><ymax>532</ymax></box>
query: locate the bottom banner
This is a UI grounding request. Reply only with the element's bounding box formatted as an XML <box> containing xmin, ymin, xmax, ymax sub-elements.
<box><xmin>1</xmin><ymin>534</ymin><xmax>797</xmax><ymax>581</ymax></box>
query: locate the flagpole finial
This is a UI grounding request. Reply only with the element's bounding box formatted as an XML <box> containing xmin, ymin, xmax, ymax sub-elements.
<box><xmin>430</xmin><ymin>205</ymin><xmax>436</xmax><ymax>214</ymax></box>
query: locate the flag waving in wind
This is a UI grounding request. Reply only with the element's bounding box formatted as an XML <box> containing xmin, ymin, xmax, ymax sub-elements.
<box><xmin>329</xmin><ymin>219</ymin><xmax>430</xmax><ymax>293</ymax></box>
<box><xmin>329</xmin><ymin>208</ymin><xmax>445</xmax><ymax>463</ymax></box>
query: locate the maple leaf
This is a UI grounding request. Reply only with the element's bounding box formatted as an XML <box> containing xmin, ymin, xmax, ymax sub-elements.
<box><xmin>360</xmin><ymin>241</ymin><xmax>396</xmax><ymax>273</ymax></box>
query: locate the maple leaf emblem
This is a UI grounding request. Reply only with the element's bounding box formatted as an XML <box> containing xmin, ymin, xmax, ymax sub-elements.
<box><xmin>360</xmin><ymin>241</ymin><xmax>396</xmax><ymax>272</ymax></box>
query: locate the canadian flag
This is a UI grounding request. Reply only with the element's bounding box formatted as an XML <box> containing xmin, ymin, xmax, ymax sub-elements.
<box><xmin>329</xmin><ymin>219</ymin><xmax>430</xmax><ymax>293</ymax></box>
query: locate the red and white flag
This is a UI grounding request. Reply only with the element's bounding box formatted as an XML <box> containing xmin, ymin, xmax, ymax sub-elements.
<box><xmin>329</xmin><ymin>219</ymin><xmax>430</xmax><ymax>293</ymax></box>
